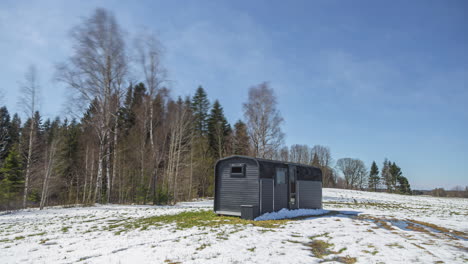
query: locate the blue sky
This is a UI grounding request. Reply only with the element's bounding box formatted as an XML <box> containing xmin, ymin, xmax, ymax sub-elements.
<box><xmin>0</xmin><ymin>0</ymin><xmax>467</xmax><ymax>189</ymax></box>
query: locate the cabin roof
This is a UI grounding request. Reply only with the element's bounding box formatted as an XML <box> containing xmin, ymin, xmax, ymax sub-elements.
<box><xmin>218</xmin><ymin>155</ymin><xmax>321</xmax><ymax>170</ymax></box>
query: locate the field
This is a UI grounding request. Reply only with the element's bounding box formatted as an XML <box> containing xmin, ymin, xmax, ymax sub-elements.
<box><xmin>0</xmin><ymin>188</ymin><xmax>467</xmax><ymax>263</ymax></box>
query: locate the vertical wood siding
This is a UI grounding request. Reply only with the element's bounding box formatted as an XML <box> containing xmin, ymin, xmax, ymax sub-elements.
<box><xmin>298</xmin><ymin>181</ymin><xmax>322</xmax><ymax>209</ymax></box>
<box><xmin>260</xmin><ymin>179</ymin><xmax>273</xmax><ymax>214</ymax></box>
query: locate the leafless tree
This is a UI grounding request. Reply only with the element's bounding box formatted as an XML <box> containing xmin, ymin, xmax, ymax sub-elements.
<box><xmin>39</xmin><ymin>138</ymin><xmax>59</xmax><ymax>210</ymax></box>
<box><xmin>19</xmin><ymin>65</ymin><xmax>40</xmax><ymax>208</ymax></box>
<box><xmin>336</xmin><ymin>158</ymin><xmax>367</xmax><ymax>189</ymax></box>
<box><xmin>289</xmin><ymin>144</ymin><xmax>311</xmax><ymax>164</ymax></box>
<box><xmin>135</xmin><ymin>31</ymin><xmax>167</xmax><ymax>201</ymax></box>
<box><xmin>278</xmin><ymin>146</ymin><xmax>289</xmax><ymax>162</ymax></box>
<box><xmin>165</xmin><ymin>99</ymin><xmax>193</xmax><ymax>204</ymax></box>
<box><xmin>310</xmin><ymin>145</ymin><xmax>336</xmax><ymax>186</ymax></box>
<box><xmin>56</xmin><ymin>8</ymin><xmax>127</xmax><ymax>203</ymax></box>
<box><xmin>243</xmin><ymin>82</ymin><xmax>284</xmax><ymax>159</ymax></box>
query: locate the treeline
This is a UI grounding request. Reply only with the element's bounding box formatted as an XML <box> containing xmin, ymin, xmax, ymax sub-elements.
<box><xmin>274</xmin><ymin>144</ymin><xmax>411</xmax><ymax>194</ymax></box>
<box><xmin>423</xmin><ymin>187</ymin><xmax>468</xmax><ymax>198</ymax></box>
<box><xmin>0</xmin><ymin>8</ymin><xmax>415</xmax><ymax>210</ymax></box>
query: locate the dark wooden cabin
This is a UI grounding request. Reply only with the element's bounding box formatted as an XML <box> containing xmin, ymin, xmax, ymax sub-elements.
<box><xmin>214</xmin><ymin>155</ymin><xmax>322</xmax><ymax>219</ymax></box>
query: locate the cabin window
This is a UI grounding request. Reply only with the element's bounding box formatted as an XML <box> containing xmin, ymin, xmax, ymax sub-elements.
<box><xmin>275</xmin><ymin>168</ymin><xmax>287</xmax><ymax>184</ymax></box>
<box><xmin>230</xmin><ymin>164</ymin><xmax>245</xmax><ymax>177</ymax></box>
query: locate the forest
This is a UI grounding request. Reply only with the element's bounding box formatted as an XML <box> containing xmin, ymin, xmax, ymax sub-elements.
<box><xmin>0</xmin><ymin>8</ymin><xmax>412</xmax><ymax>210</ymax></box>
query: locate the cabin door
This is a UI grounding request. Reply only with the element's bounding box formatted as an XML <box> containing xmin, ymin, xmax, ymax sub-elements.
<box><xmin>289</xmin><ymin>165</ymin><xmax>298</xmax><ymax>209</ymax></box>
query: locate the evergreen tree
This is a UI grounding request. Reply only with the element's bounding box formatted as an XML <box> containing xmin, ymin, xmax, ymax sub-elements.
<box><xmin>368</xmin><ymin>161</ymin><xmax>380</xmax><ymax>191</ymax></box>
<box><xmin>0</xmin><ymin>106</ymin><xmax>11</xmax><ymax>161</ymax></box>
<box><xmin>389</xmin><ymin>162</ymin><xmax>402</xmax><ymax>191</ymax></box>
<box><xmin>55</xmin><ymin>118</ymin><xmax>81</xmax><ymax>203</ymax></box>
<box><xmin>191</xmin><ymin>86</ymin><xmax>210</xmax><ymax>136</ymax></box>
<box><xmin>207</xmin><ymin>100</ymin><xmax>230</xmax><ymax>159</ymax></box>
<box><xmin>0</xmin><ymin>146</ymin><xmax>23</xmax><ymax>208</ymax></box>
<box><xmin>9</xmin><ymin>114</ymin><xmax>21</xmax><ymax>148</ymax></box>
<box><xmin>397</xmin><ymin>175</ymin><xmax>411</xmax><ymax>195</ymax></box>
<box><xmin>232</xmin><ymin>120</ymin><xmax>250</xmax><ymax>156</ymax></box>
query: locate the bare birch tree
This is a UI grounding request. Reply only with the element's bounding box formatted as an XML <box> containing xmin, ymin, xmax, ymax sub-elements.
<box><xmin>19</xmin><ymin>65</ymin><xmax>40</xmax><ymax>208</ymax></box>
<box><xmin>135</xmin><ymin>31</ymin><xmax>167</xmax><ymax>202</ymax></box>
<box><xmin>39</xmin><ymin>138</ymin><xmax>59</xmax><ymax>210</ymax></box>
<box><xmin>56</xmin><ymin>8</ymin><xmax>127</xmax><ymax>203</ymax></box>
<box><xmin>243</xmin><ymin>82</ymin><xmax>284</xmax><ymax>159</ymax></box>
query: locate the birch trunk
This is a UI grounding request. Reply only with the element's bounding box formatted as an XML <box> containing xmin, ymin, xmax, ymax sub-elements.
<box><xmin>95</xmin><ymin>138</ymin><xmax>105</xmax><ymax>203</ymax></box>
<box><xmin>23</xmin><ymin>118</ymin><xmax>35</xmax><ymax>208</ymax></box>
<box><xmin>82</xmin><ymin>145</ymin><xmax>89</xmax><ymax>204</ymax></box>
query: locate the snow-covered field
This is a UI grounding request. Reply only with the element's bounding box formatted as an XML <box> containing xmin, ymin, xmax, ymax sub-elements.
<box><xmin>1</xmin><ymin>188</ymin><xmax>467</xmax><ymax>263</ymax></box>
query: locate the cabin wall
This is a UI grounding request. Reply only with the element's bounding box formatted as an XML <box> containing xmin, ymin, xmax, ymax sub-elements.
<box><xmin>274</xmin><ymin>181</ymin><xmax>288</xmax><ymax>211</ymax></box>
<box><xmin>215</xmin><ymin>157</ymin><xmax>259</xmax><ymax>215</ymax></box>
<box><xmin>260</xmin><ymin>179</ymin><xmax>273</xmax><ymax>214</ymax></box>
<box><xmin>297</xmin><ymin>181</ymin><xmax>322</xmax><ymax>209</ymax></box>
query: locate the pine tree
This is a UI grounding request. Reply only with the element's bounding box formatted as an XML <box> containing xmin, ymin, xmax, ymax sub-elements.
<box><xmin>56</xmin><ymin>118</ymin><xmax>81</xmax><ymax>203</ymax></box>
<box><xmin>368</xmin><ymin>161</ymin><xmax>380</xmax><ymax>191</ymax></box>
<box><xmin>9</xmin><ymin>114</ymin><xmax>21</xmax><ymax>148</ymax></box>
<box><xmin>207</xmin><ymin>100</ymin><xmax>230</xmax><ymax>159</ymax></box>
<box><xmin>191</xmin><ymin>86</ymin><xmax>210</xmax><ymax>136</ymax></box>
<box><xmin>0</xmin><ymin>146</ymin><xmax>23</xmax><ymax>208</ymax></box>
<box><xmin>389</xmin><ymin>162</ymin><xmax>402</xmax><ymax>191</ymax></box>
<box><xmin>0</xmin><ymin>107</ymin><xmax>11</xmax><ymax>161</ymax></box>
<box><xmin>232</xmin><ymin>120</ymin><xmax>250</xmax><ymax>156</ymax></box>
<box><xmin>397</xmin><ymin>175</ymin><xmax>411</xmax><ymax>195</ymax></box>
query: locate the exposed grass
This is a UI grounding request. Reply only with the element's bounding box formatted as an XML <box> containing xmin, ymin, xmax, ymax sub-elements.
<box><xmin>407</xmin><ymin>219</ymin><xmax>467</xmax><ymax>240</ymax></box>
<box><xmin>286</xmin><ymin>239</ymin><xmax>302</xmax><ymax>244</ymax></box>
<box><xmin>354</xmin><ymin>215</ymin><xmax>395</xmax><ymax>231</ymax></box>
<box><xmin>247</xmin><ymin>247</ymin><xmax>256</xmax><ymax>252</ymax></box>
<box><xmin>195</xmin><ymin>243</ymin><xmax>210</xmax><ymax>251</ymax></box>
<box><xmin>14</xmin><ymin>236</ymin><xmax>25</xmax><ymax>240</ymax></box>
<box><xmin>329</xmin><ymin>256</ymin><xmax>357</xmax><ymax>264</ymax></box>
<box><xmin>362</xmin><ymin>249</ymin><xmax>378</xmax><ymax>255</ymax></box>
<box><xmin>309</xmin><ymin>232</ymin><xmax>330</xmax><ymax>239</ymax></box>
<box><xmin>28</xmin><ymin>232</ymin><xmax>46</xmax><ymax>237</ymax></box>
<box><xmin>39</xmin><ymin>238</ymin><xmax>49</xmax><ymax>244</ymax></box>
<box><xmin>163</xmin><ymin>260</ymin><xmax>181</xmax><ymax>264</ymax></box>
<box><xmin>61</xmin><ymin>226</ymin><xmax>70</xmax><ymax>233</ymax></box>
<box><xmin>108</xmin><ymin>210</ymin><xmax>289</xmax><ymax>233</ymax></box>
<box><xmin>305</xmin><ymin>239</ymin><xmax>334</xmax><ymax>258</ymax></box>
<box><xmin>386</xmin><ymin>242</ymin><xmax>404</xmax><ymax>249</ymax></box>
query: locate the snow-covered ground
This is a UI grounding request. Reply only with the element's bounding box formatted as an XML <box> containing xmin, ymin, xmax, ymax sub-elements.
<box><xmin>0</xmin><ymin>188</ymin><xmax>467</xmax><ymax>263</ymax></box>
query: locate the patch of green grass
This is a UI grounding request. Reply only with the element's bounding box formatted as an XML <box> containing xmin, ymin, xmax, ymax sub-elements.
<box><xmin>337</xmin><ymin>247</ymin><xmax>347</xmax><ymax>254</ymax></box>
<box><xmin>28</xmin><ymin>232</ymin><xmax>47</xmax><ymax>237</ymax></box>
<box><xmin>286</xmin><ymin>240</ymin><xmax>302</xmax><ymax>244</ymax></box>
<box><xmin>61</xmin><ymin>226</ymin><xmax>70</xmax><ymax>233</ymax></box>
<box><xmin>247</xmin><ymin>247</ymin><xmax>256</xmax><ymax>252</ymax></box>
<box><xmin>386</xmin><ymin>242</ymin><xmax>404</xmax><ymax>249</ymax></box>
<box><xmin>362</xmin><ymin>249</ymin><xmax>378</xmax><ymax>255</ymax></box>
<box><xmin>14</xmin><ymin>236</ymin><xmax>25</xmax><ymax>240</ymax></box>
<box><xmin>108</xmin><ymin>210</ymin><xmax>289</xmax><ymax>233</ymax></box>
<box><xmin>0</xmin><ymin>238</ymin><xmax>10</xmax><ymax>243</ymax></box>
<box><xmin>195</xmin><ymin>243</ymin><xmax>210</xmax><ymax>251</ymax></box>
<box><xmin>330</xmin><ymin>256</ymin><xmax>357</xmax><ymax>264</ymax></box>
<box><xmin>163</xmin><ymin>259</ymin><xmax>181</xmax><ymax>264</ymax></box>
<box><xmin>306</xmin><ymin>239</ymin><xmax>334</xmax><ymax>258</ymax></box>
<box><xmin>309</xmin><ymin>232</ymin><xmax>330</xmax><ymax>239</ymax></box>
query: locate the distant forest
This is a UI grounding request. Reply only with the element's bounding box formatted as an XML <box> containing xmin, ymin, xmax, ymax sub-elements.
<box><xmin>3</xmin><ymin>8</ymin><xmax>456</xmax><ymax>211</ymax></box>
